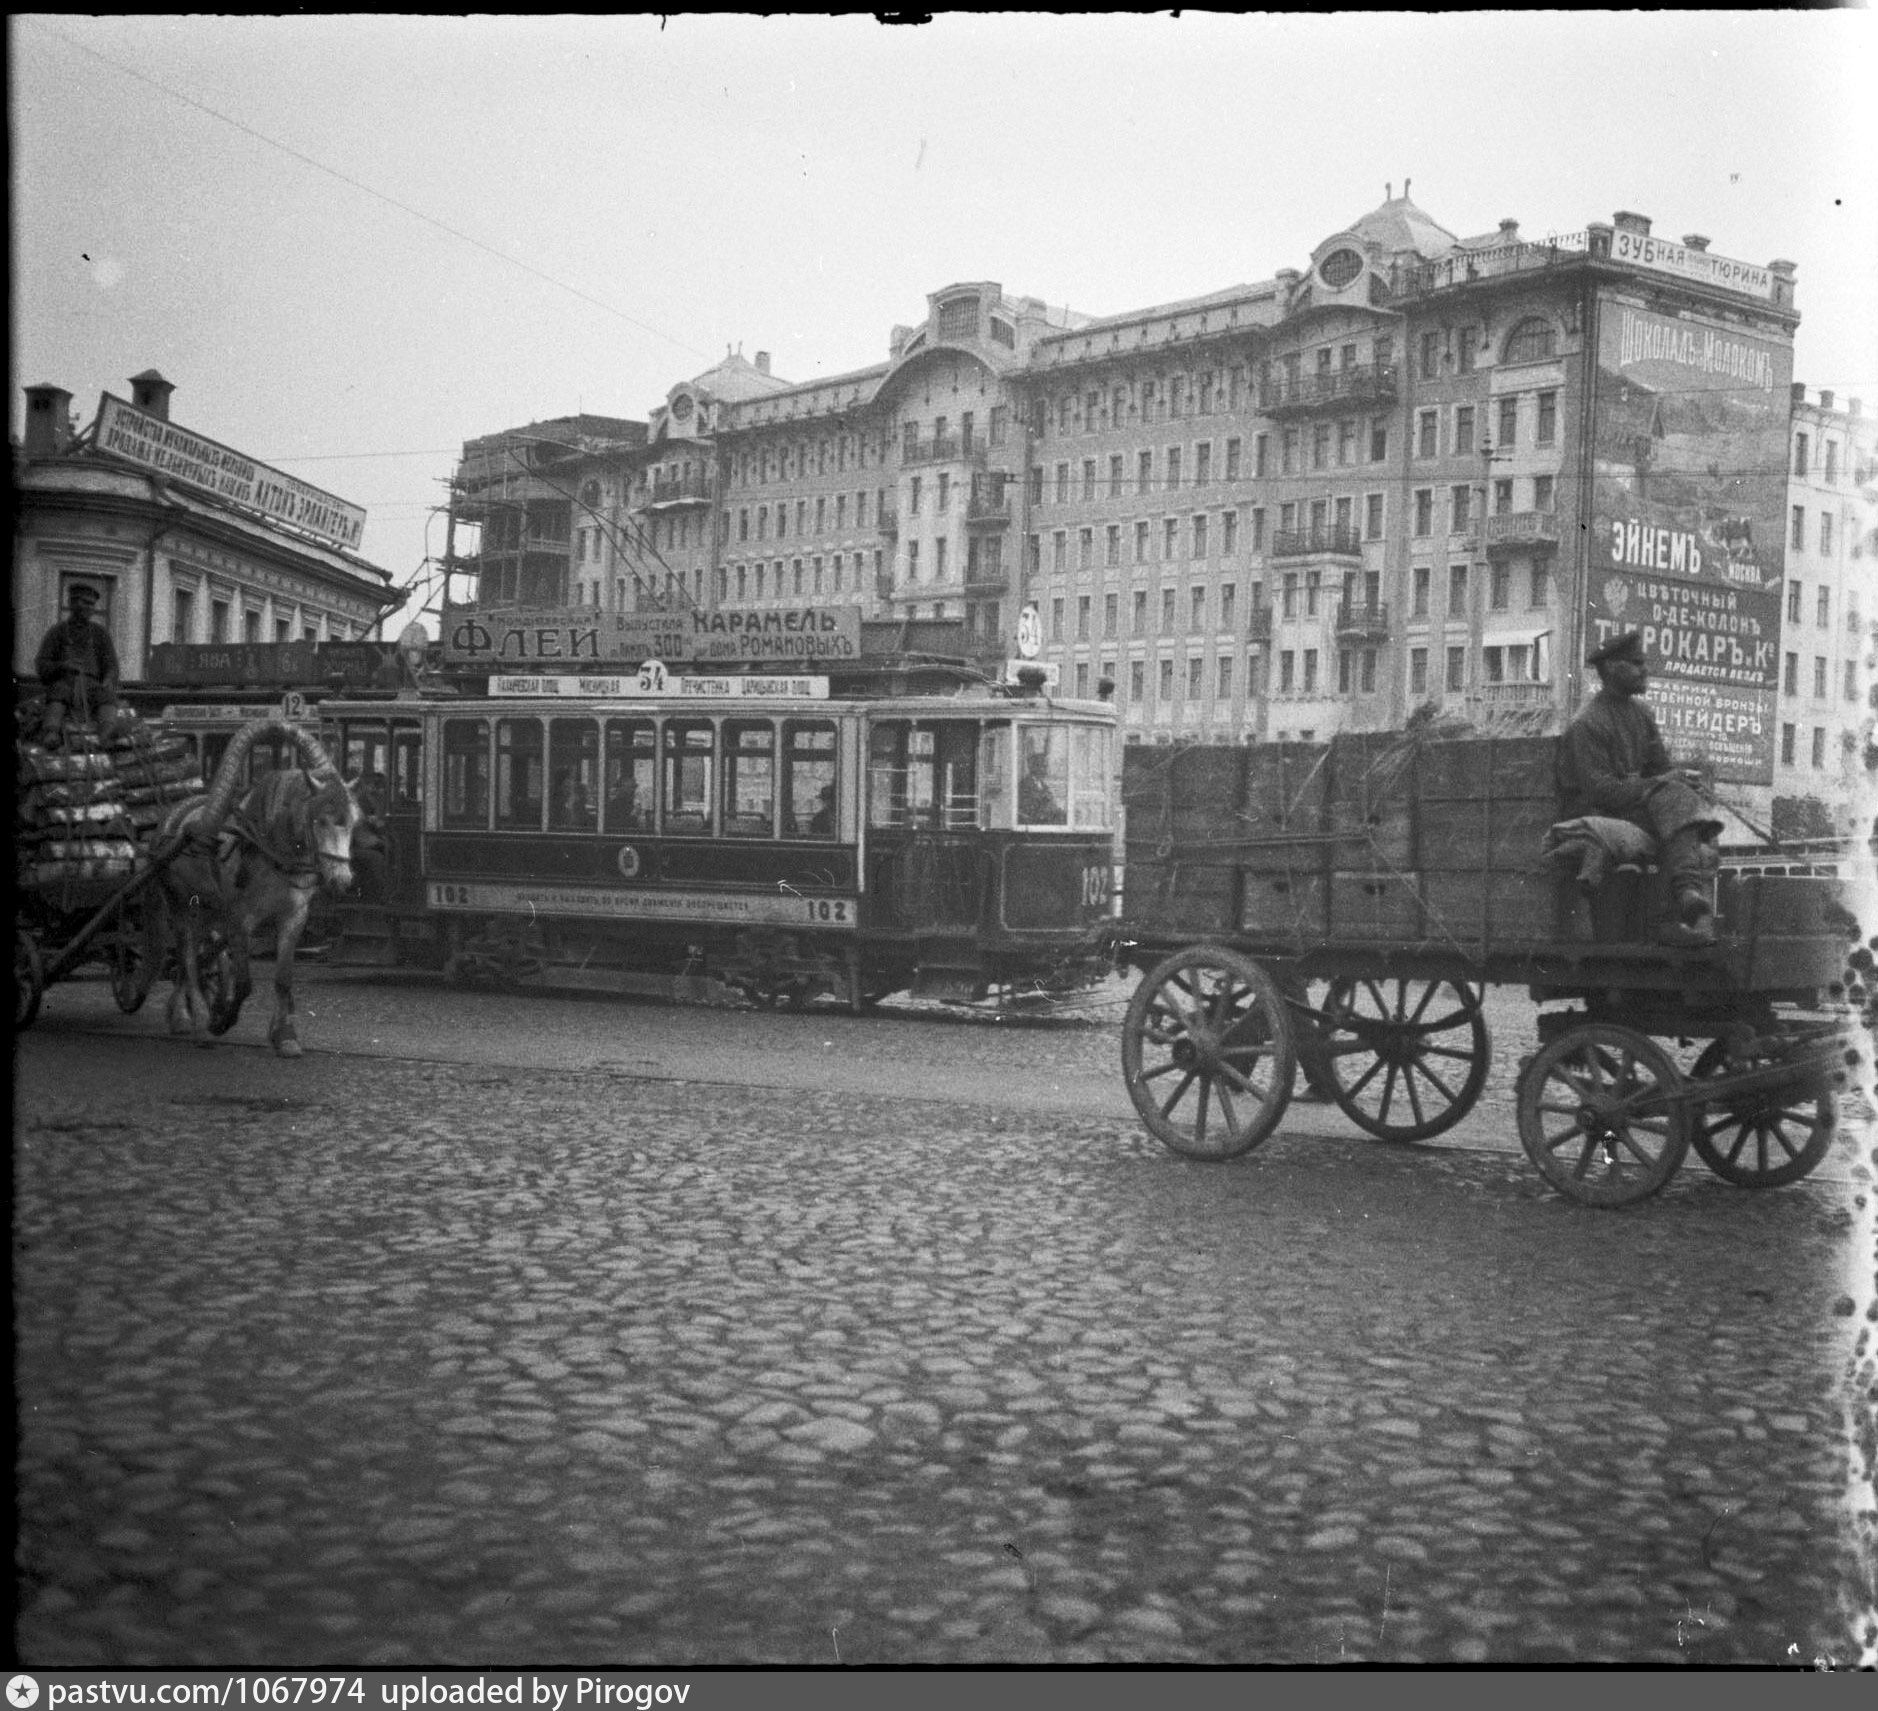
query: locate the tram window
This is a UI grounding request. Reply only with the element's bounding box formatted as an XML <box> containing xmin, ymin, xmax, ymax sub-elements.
<box><xmin>933</xmin><ymin>723</ymin><xmax>979</xmax><ymax>828</ymax></box>
<box><xmin>1069</xmin><ymin>726</ymin><xmax>1113</xmax><ymax>829</ymax></box>
<box><xmin>495</xmin><ymin>718</ymin><xmax>545</xmax><ymax>830</ymax></box>
<box><xmin>1018</xmin><ymin>727</ymin><xmax>1069</xmax><ymax>826</ymax></box>
<box><xmin>977</xmin><ymin>726</ymin><xmax>1009</xmax><ymax>829</ymax></box>
<box><xmin>602</xmin><ymin>718</ymin><xmax>656</xmax><ymax>832</ymax></box>
<box><xmin>442</xmin><ymin>718</ymin><xmax>491</xmax><ymax>827</ymax></box>
<box><xmin>662</xmin><ymin>720</ymin><xmax>715</xmax><ymax>835</ymax></box>
<box><xmin>341</xmin><ymin>724</ymin><xmax>390</xmax><ymax>789</ymax></box>
<box><xmin>868</xmin><ymin>722</ymin><xmax>932</xmax><ymax>828</ymax></box>
<box><xmin>201</xmin><ymin>733</ymin><xmax>232</xmax><ymax>787</ymax></box>
<box><xmin>548</xmin><ymin>717</ymin><xmax>599</xmax><ymax>830</ymax></box>
<box><xmin>390</xmin><ymin>727</ymin><xmax>423</xmax><ymax>808</ymax></box>
<box><xmin>723</xmin><ymin>721</ymin><xmax>776</xmax><ymax>838</ymax></box>
<box><xmin>784</xmin><ymin>721</ymin><xmax>837</xmax><ymax>838</ymax></box>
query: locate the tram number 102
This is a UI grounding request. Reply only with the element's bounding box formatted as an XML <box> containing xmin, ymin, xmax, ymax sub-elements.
<box><xmin>1080</xmin><ymin>864</ymin><xmax>1113</xmax><ymax>909</ymax></box>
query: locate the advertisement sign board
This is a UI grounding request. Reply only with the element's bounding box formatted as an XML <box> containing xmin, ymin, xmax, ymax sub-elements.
<box><xmin>1586</xmin><ymin>296</ymin><xmax>1791</xmax><ymax>786</ymax></box>
<box><xmin>145</xmin><ymin>641</ymin><xmax>319</xmax><ymax>687</ymax></box>
<box><xmin>96</xmin><ymin>395</ymin><xmax>366</xmax><ymax>551</ymax></box>
<box><xmin>443</xmin><ymin>605</ymin><xmax>862</xmax><ymax>667</ymax></box>
<box><xmin>1608</xmin><ymin>230</ymin><xmax>1774</xmax><ymax>300</ymax></box>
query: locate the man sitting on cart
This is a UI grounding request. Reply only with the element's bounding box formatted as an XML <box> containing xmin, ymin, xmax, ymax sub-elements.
<box><xmin>1557</xmin><ymin>629</ymin><xmax>1722</xmax><ymax>943</ymax></box>
<box><xmin>34</xmin><ymin>581</ymin><xmax>121</xmax><ymax>747</ymax></box>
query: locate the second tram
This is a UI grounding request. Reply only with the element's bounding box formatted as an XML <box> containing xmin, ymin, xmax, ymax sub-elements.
<box><xmin>322</xmin><ymin>666</ymin><xmax>1118</xmax><ymax>1009</ymax></box>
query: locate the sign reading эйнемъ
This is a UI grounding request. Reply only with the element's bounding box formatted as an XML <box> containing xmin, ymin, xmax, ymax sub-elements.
<box><xmin>444</xmin><ymin>605</ymin><xmax>862</xmax><ymax>666</ymax></box>
<box><xmin>94</xmin><ymin>394</ymin><xmax>366</xmax><ymax>551</ymax></box>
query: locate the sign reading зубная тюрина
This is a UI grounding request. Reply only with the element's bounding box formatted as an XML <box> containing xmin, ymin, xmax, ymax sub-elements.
<box><xmin>442</xmin><ymin>605</ymin><xmax>862</xmax><ymax>666</ymax></box>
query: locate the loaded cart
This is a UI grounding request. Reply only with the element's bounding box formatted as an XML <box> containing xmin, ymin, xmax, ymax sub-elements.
<box><xmin>14</xmin><ymin>713</ymin><xmax>235</xmax><ymax>1031</ymax></box>
<box><xmin>1112</xmin><ymin>732</ymin><xmax>1861</xmax><ymax>1208</ymax></box>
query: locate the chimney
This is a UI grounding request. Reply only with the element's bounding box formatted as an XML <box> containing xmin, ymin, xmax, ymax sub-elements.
<box><xmin>1275</xmin><ymin>268</ymin><xmax>1301</xmax><ymax>289</ymax></box>
<box><xmin>1612</xmin><ymin>210</ymin><xmax>1651</xmax><ymax>236</ymax></box>
<box><xmin>130</xmin><ymin>368</ymin><xmax>175</xmax><ymax>420</ymax></box>
<box><xmin>1791</xmin><ymin>382</ymin><xmax>1808</xmax><ymax>407</ymax></box>
<box><xmin>1851</xmin><ymin>399</ymin><xmax>1863</xmax><ymax>420</ymax></box>
<box><xmin>1498</xmin><ymin>218</ymin><xmax>1519</xmax><ymax>239</ymax></box>
<box><xmin>1681</xmin><ymin>234</ymin><xmax>1710</xmax><ymax>252</ymax></box>
<box><xmin>754</xmin><ymin>351</ymin><xmax>770</xmax><ymax>375</ymax></box>
<box><xmin>1820</xmin><ymin>390</ymin><xmax>1835</xmax><ymax>412</ymax></box>
<box><xmin>22</xmin><ymin>384</ymin><xmax>73</xmax><ymax>457</ymax></box>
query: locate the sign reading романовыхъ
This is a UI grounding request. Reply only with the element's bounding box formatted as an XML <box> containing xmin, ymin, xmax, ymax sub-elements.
<box><xmin>443</xmin><ymin>605</ymin><xmax>862</xmax><ymax>666</ymax></box>
<box><xmin>94</xmin><ymin>394</ymin><xmax>367</xmax><ymax>551</ymax></box>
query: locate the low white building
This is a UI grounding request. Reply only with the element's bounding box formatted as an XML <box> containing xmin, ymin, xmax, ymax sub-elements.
<box><xmin>12</xmin><ymin>370</ymin><xmax>401</xmax><ymax>691</ymax></box>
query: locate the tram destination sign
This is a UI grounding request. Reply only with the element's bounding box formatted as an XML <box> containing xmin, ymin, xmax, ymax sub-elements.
<box><xmin>444</xmin><ymin>604</ymin><xmax>862</xmax><ymax>667</ymax></box>
<box><xmin>490</xmin><ymin>672</ymin><xmax>829</xmax><ymax>700</ymax></box>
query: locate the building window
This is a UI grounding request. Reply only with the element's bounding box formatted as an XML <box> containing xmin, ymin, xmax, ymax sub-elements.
<box><xmin>1302</xmin><ymin>649</ymin><xmax>1319</xmax><ymax>692</ymax></box>
<box><xmin>1138</xmin><ymin>450</ymin><xmax>1153</xmax><ymax>494</ymax></box>
<box><xmin>1282</xmin><ymin>429</ymin><xmax>1299</xmax><ymax>474</ymax></box>
<box><xmin>1077</xmin><ymin>595</ymin><xmax>1091</xmax><ymax>641</ymax></box>
<box><xmin>1505</xmin><ymin>318</ymin><xmax>1556</xmax><ymax>363</ymax></box>
<box><xmin>1418</xmin><ymin>410</ymin><xmax>1439</xmax><ymax>459</ymax></box>
<box><xmin>1279</xmin><ymin>650</ymin><xmax>1295</xmax><ymax>692</ymax></box>
<box><xmin>1164</xmin><ymin>518</ymin><xmax>1179</xmax><ymax>561</ymax></box>
<box><xmin>1498</xmin><ymin>395</ymin><xmax>1518</xmax><ymax>451</ymax></box>
<box><xmin>1218</xmin><ymin>656</ymin><xmax>1233</xmax><ymax>700</ymax></box>
<box><xmin>1365</xmin><ymin>493</ymin><xmax>1384</xmax><ymax>540</ymax></box>
<box><xmin>1133</xmin><ymin>590</ymin><xmax>1148</xmax><ymax>633</ymax></box>
<box><xmin>1161</xmin><ymin>589</ymin><xmax>1176</xmax><ymax>634</ymax></box>
<box><xmin>1223</xmin><ymin>510</ymin><xmax>1238</xmax><ymax>555</ymax></box>
<box><xmin>1780</xmin><ymin>722</ymin><xmax>1796</xmax><ymax>765</ymax></box>
<box><xmin>1338</xmin><ymin>649</ymin><xmax>1353</xmax><ymax>695</ymax></box>
<box><xmin>1414</xmin><ymin>490</ymin><xmax>1433</xmax><ymax>536</ymax></box>
<box><xmin>1410</xmin><ymin>647</ymin><xmax>1428</xmax><ymax>694</ymax></box>
<box><xmin>1454</xmin><ymin>405</ymin><xmax>1475</xmax><ymax>455</ymax></box>
<box><xmin>1490</xmin><ymin>563</ymin><xmax>1511</xmax><ymax>611</ymax></box>
<box><xmin>1190</xmin><ymin>586</ymin><xmax>1206</xmax><ymax>631</ymax></box>
<box><xmin>1159</xmin><ymin>659</ymin><xmax>1174</xmax><ymax>701</ymax></box>
<box><xmin>1493</xmin><ymin>478</ymin><xmax>1515</xmax><ymax>516</ymax></box>
<box><xmin>1812</xmin><ymin>726</ymin><xmax>1827</xmax><ymax>769</ymax></box>
<box><xmin>1255</xmin><ymin>434</ymin><xmax>1271</xmax><ymax>478</ymax></box>
<box><xmin>1446</xmin><ymin>646</ymin><xmax>1466</xmax><ymax>692</ymax></box>
<box><xmin>1814</xmin><ymin>656</ymin><xmax>1828</xmax><ymax>700</ymax></box>
<box><xmin>1821</xmin><ymin>514</ymin><xmax>1834</xmax><ymax>556</ymax></box>
<box><xmin>1166</xmin><ymin>447</ymin><xmax>1183</xmax><ymax>492</ymax></box>
<box><xmin>1053</xmin><ymin>531</ymin><xmax>1068</xmax><ymax>572</ymax></box>
<box><xmin>1419</xmin><ymin>330</ymin><xmax>1442</xmax><ymax>380</ymax></box>
<box><xmin>243</xmin><ymin>609</ymin><xmax>262</xmax><ymax>643</ymax></box>
<box><xmin>1412</xmin><ymin>566</ymin><xmax>1430</xmax><ymax>618</ymax></box>
<box><xmin>1818</xmin><ymin>586</ymin><xmax>1831</xmax><ymax>627</ymax></box>
<box><xmin>1369</xmin><ymin>417</ymin><xmax>1389</xmax><ymax>462</ymax></box>
<box><xmin>172</xmin><ymin>587</ymin><xmax>194</xmax><ymax>643</ymax></box>
<box><xmin>1528</xmin><ymin>561</ymin><xmax>1550</xmax><ymax>608</ymax></box>
<box><xmin>1195</xmin><ymin>443</ymin><xmax>1212</xmax><ymax>486</ymax></box>
<box><xmin>1361</xmin><ymin>649</ymin><xmax>1377</xmax><ymax>694</ymax></box>
<box><xmin>1533</xmin><ymin>474</ymin><xmax>1555</xmax><ymax>513</ymax></box>
<box><xmin>1082</xmin><ymin>459</ymin><xmax>1097</xmax><ymax>501</ymax></box>
<box><xmin>1793</xmin><ymin>432</ymin><xmax>1810</xmax><ymax>478</ymax></box>
<box><xmin>1449</xmin><ymin>565</ymin><xmax>1469</xmax><ymax>618</ymax></box>
<box><xmin>1130</xmin><ymin>660</ymin><xmax>1145</xmax><ymax>701</ymax></box>
<box><xmin>1220</xmin><ymin>584</ymin><xmax>1236</xmax><ymax>629</ymax></box>
<box><xmin>1536</xmin><ymin>391</ymin><xmax>1558</xmax><ymax>446</ymax></box>
<box><xmin>1193</xmin><ymin>514</ymin><xmax>1208</xmax><ymax>559</ymax></box>
<box><xmin>1824</xmin><ymin>442</ymin><xmax>1838</xmax><ymax>484</ymax></box>
<box><xmin>1791</xmin><ymin>506</ymin><xmax>1805</xmax><ymax>551</ymax></box>
<box><xmin>1787</xmin><ymin>580</ymin><xmax>1803</xmax><ymax>623</ymax></box>
<box><xmin>1135</xmin><ymin>521</ymin><xmax>1150</xmax><ymax>564</ymax></box>
<box><xmin>1846</xmin><ymin>659</ymin><xmax>1859</xmax><ymax>701</ymax></box>
<box><xmin>1783</xmin><ymin>652</ymin><xmax>1798</xmax><ymax>696</ymax></box>
<box><xmin>1106</xmin><ymin>524</ymin><xmax>1122</xmax><ymax>567</ymax></box>
<box><xmin>1225</xmin><ymin>438</ymin><xmax>1242</xmax><ymax>481</ymax></box>
<box><xmin>1186</xmin><ymin>656</ymin><xmax>1203</xmax><ymax>699</ymax></box>
<box><xmin>1450</xmin><ymin>485</ymin><xmax>1473</xmax><ymax>532</ymax></box>
<box><xmin>934</xmin><ymin>541</ymin><xmax>947</xmax><ymax>581</ymax></box>
<box><xmin>1305</xmin><ymin>571</ymin><xmax>1321</xmax><ymax>618</ymax></box>
<box><xmin>1311</xmin><ymin>424</ymin><xmax>1331</xmax><ymax>470</ymax></box>
<box><xmin>1079</xmin><ymin>528</ymin><xmax>1093</xmax><ymax>570</ymax></box>
<box><xmin>1051</xmin><ymin>598</ymin><xmax>1065</xmax><ymax>642</ymax></box>
<box><xmin>1105</xmin><ymin>592</ymin><xmax>1118</xmax><ymax>635</ymax></box>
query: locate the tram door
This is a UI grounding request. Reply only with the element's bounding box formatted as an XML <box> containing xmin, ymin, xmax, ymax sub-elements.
<box><xmin>335</xmin><ymin>715</ymin><xmax>426</xmax><ymax>906</ymax></box>
<box><xmin>865</xmin><ymin>719</ymin><xmax>983</xmax><ymax>933</ymax></box>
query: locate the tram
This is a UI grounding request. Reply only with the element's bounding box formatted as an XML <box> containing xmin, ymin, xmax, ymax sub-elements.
<box><xmin>320</xmin><ymin>658</ymin><xmax>1119</xmax><ymax>1010</ymax></box>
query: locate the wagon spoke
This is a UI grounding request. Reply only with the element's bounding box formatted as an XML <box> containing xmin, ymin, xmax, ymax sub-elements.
<box><xmin>1157</xmin><ymin>1069</ymin><xmax>1199</xmax><ymax>1120</ymax></box>
<box><xmin>1407</xmin><ymin>981</ymin><xmax>1437</xmax><ymax>1025</ymax></box>
<box><xmin>1191</xmin><ymin>1077</ymin><xmax>1213</xmax><ymax>1150</ymax></box>
<box><xmin>1408</xmin><ymin>1056</ymin><xmax>1455</xmax><ymax>1107</ymax></box>
<box><xmin>1344</xmin><ymin>1053</ymin><xmax>1386</xmax><ymax>1101</ymax></box>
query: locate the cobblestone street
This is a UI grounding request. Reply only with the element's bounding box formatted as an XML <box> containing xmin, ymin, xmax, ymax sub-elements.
<box><xmin>13</xmin><ymin>983</ymin><xmax>1875</xmax><ymax>1667</ymax></box>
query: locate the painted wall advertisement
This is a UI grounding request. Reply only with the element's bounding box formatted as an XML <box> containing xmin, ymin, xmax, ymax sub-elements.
<box><xmin>1586</xmin><ymin>299</ymin><xmax>1791</xmax><ymax>786</ymax></box>
<box><xmin>443</xmin><ymin>604</ymin><xmax>862</xmax><ymax>667</ymax></box>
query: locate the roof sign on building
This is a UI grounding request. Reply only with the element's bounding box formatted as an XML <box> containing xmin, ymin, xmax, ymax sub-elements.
<box><xmin>95</xmin><ymin>393</ymin><xmax>367</xmax><ymax>551</ymax></box>
<box><xmin>443</xmin><ymin>604</ymin><xmax>863</xmax><ymax>667</ymax></box>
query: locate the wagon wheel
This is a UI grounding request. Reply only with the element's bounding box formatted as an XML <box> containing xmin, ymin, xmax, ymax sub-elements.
<box><xmin>1121</xmin><ymin>945</ymin><xmax>1295</xmax><ymax>1160</ymax></box>
<box><xmin>16</xmin><ymin>930</ymin><xmax>44</xmax><ymax>1030</ymax></box>
<box><xmin>1515</xmin><ymin>1022</ymin><xmax>1689</xmax><ymax>1207</ymax></box>
<box><xmin>1687</xmin><ymin>1039</ymin><xmax>1838</xmax><ymax>1189</ymax></box>
<box><xmin>203</xmin><ymin>936</ymin><xmax>244</xmax><ymax>1037</ymax></box>
<box><xmin>1312</xmin><ymin>978</ymin><xmax>1490</xmax><ymax>1142</ymax></box>
<box><xmin>107</xmin><ymin>904</ymin><xmax>159</xmax><ymax>1015</ymax></box>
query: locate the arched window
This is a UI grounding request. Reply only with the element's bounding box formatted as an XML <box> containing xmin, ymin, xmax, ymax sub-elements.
<box><xmin>1504</xmin><ymin>317</ymin><xmax>1557</xmax><ymax>364</ymax></box>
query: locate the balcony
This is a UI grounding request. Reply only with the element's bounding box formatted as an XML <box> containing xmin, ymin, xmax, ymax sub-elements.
<box><xmin>1335</xmin><ymin>601</ymin><xmax>1391</xmax><ymax>641</ymax></box>
<box><xmin>1485</xmin><ymin>510</ymin><xmax>1562</xmax><ymax>555</ymax></box>
<box><xmin>646</xmin><ymin>472</ymin><xmax>711</xmax><ymax>508</ymax></box>
<box><xmin>1259</xmin><ymin>365</ymin><xmax>1398</xmax><ymax>415</ymax></box>
<box><xmin>902</xmin><ymin>434</ymin><xmax>986</xmax><ymax>467</ymax></box>
<box><xmin>1270</xmin><ymin>525</ymin><xmax>1365</xmax><ymax>562</ymax></box>
<box><xmin>966</xmin><ymin>480</ymin><xmax>1011</xmax><ymax>525</ymax></box>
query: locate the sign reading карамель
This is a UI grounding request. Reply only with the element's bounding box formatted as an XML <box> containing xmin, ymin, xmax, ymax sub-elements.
<box><xmin>1586</xmin><ymin>297</ymin><xmax>1791</xmax><ymax>787</ymax></box>
<box><xmin>95</xmin><ymin>394</ymin><xmax>367</xmax><ymax>552</ymax></box>
<box><xmin>443</xmin><ymin>605</ymin><xmax>862</xmax><ymax>667</ymax></box>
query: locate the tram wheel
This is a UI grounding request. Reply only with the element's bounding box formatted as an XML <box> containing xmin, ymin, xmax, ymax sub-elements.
<box><xmin>1687</xmin><ymin>1039</ymin><xmax>1837</xmax><ymax>1189</ymax></box>
<box><xmin>16</xmin><ymin>930</ymin><xmax>45</xmax><ymax>1031</ymax></box>
<box><xmin>1121</xmin><ymin>945</ymin><xmax>1295</xmax><ymax>1161</ymax></box>
<box><xmin>1515</xmin><ymin>1022</ymin><xmax>1689</xmax><ymax>1207</ymax></box>
<box><xmin>1313</xmin><ymin>978</ymin><xmax>1490</xmax><ymax>1142</ymax></box>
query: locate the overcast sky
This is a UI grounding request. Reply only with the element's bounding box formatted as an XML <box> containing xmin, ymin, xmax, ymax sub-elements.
<box><xmin>12</xmin><ymin>12</ymin><xmax>1876</xmax><ymax>626</ymax></box>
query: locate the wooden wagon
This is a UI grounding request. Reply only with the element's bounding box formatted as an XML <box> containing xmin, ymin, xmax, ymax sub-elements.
<box><xmin>1111</xmin><ymin>733</ymin><xmax>1860</xmax><ymax>1208</ymax></box>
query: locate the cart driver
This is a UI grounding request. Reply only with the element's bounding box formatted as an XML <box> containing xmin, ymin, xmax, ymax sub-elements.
<box><xmin>1556</xmin><ymin>630</ymin><xmax>1722</xmax><ymax>942</ymax></box>
<box><xmin>35</xmin><ymin>581</ymin><xmax>121</xmax><ymax>745</ymax></box>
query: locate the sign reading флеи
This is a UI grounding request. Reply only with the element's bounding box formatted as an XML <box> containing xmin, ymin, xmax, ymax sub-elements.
<box><xmin>445</xmin><ymin>605</ymin><xmax>862</xmax><ymax>666</ymax></box>
<box><xmin>95</xmin><ymin>394</ymin><xmax>367</xmax><ymax>551</ymax></box>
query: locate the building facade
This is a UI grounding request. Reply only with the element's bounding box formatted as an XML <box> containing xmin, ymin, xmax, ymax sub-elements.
<box><xmin>13</xmin><ymin>371</ymin><xmax>399</xmax><ymax>689</ymax></box>
<box><xmin>1774</xmin><ymin>384</ymin><xmax>1878</xmax><ymax>831</ymax></box>
<box><xmin>453</xmin><ymin>191</ymin><xmax>1807</xmax><ymax>809</ymax></box>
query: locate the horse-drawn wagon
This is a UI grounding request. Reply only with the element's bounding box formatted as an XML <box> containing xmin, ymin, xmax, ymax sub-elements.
<box><xmin>16</xmin><ymin>713</ymin><xmax>362</xmax><ymax>1053</ymax></box>
<box><xmin>1111</xmin><ymin>731</ymin><xmax>1862</xmax><ymax>1207</ymax></box>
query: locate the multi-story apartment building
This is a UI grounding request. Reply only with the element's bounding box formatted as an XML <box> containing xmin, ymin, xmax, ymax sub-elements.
<box><xmin>1774</xmin><ymin>384</ymin><xmax>1878</xmax><ymax>832</ymax></box>
<box><xmin>453</xmin><ymin>189</ymin><xmax>1805</xmax><ymax>809</ymax></box>
<box><xmin>14</xmin><ymin>371</ymin><xmax>397</xmax><ymax>685</ymax></box>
